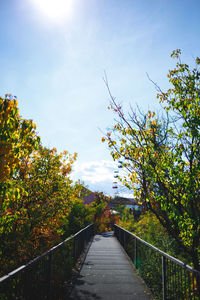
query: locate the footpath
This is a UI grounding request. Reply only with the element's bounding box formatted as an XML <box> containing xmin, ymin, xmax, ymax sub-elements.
<box><xmin>69</xmin><ymin>231</ymin><xmax>153</xmax><ymax>300</ymax></box>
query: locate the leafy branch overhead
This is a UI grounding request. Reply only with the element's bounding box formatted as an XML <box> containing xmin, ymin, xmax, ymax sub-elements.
<box><xmin>102</xmin><ymin>50</ymin><xmax>200</xmax><ymax>272</ymax></box>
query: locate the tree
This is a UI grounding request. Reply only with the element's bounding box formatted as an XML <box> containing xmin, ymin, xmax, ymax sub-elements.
<box><xmin>0</xmin><ymin>95</ymin><xmax>40</xmax><ymax>274</ymax></box>
<box><xmin>103</xmin><ymin>50</ymin><xmax>200</xmax><ymax>274</ymax></box>
<box><xmin>0</xmin><ymin>94</ymin><xmax>83</xmax><ymax>274</ymax></box>
<box><xmin>61</xmin><ymin>201</ymin><xmax>92</xmax><ymax>238</ymax></box>
<box><xmin>0</xmin><ymin>94</ymin><xmax>40</xmax><ymax>187</ymax></box>
<box><xmin>14</xmin><ymin>146</ymin><xmax>78</xmax><ymax>258</ymax></box>
<box><xmin>90</xmin><ymin>192</ymin><xmax>119</xmax><ymax>232</ymax></box>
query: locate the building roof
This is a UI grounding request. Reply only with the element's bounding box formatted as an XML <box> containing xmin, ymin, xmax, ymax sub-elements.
<box><xmin>83</xmin><ymin>193</ymin><xmax>96</xmax><ymax>205</ymax></box>
<box><xmin>82</xmin><ymin>193</ymin><xmax>137</xmax><ymax>208</ymax></box>
<box><xmin>109</xmin><ymin>196</ymin><xmax>137</xmax><ymax>206</ymax></box>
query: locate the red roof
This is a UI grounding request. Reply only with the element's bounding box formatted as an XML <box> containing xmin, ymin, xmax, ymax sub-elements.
<box><xmin>83</xmin><ymin>193</ymin><xmax>96</xmax><ymax>205</ymax></box>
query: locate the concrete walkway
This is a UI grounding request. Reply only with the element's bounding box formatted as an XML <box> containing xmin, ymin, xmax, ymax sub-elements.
<box><xmin>69</xmin><ymin>232</ymin><xmax>153</xmax><ymax>300</ymax></box>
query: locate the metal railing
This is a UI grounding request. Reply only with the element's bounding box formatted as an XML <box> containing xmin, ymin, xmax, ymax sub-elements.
<box><xmin>114</xmin><ymin>224</ymin><xmax>200</xmax><ymax>300</ymax></box>
<box><xmin>0</xmin><ymin>224</ymin><xmax>94</xmax><ymax>300</ymax></box>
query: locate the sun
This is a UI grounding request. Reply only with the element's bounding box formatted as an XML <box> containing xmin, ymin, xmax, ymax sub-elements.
<box><xmin>30</xmin><ymin>0</ymin><xmax>74</xmax><ymax>23</ymax></box>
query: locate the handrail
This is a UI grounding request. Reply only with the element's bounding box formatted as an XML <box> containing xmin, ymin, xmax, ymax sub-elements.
<box><xmin>0</xmin><ymin>223</ymin><xmax>94</xmax><ymax>299</ymax></box>
<box><xmin>0</xmin><ymin>223</ymin><xmax>93</xmax><ymax>284</ymax></box>
<box><xmin>115</xmin><ymin>224</ymin><xmax>199</xmax><ymax>274</ymax></box>
<box><xmin>114</xmin><ymin>224</ymin><xmax>200</xmax><ymax>300</ymax></box>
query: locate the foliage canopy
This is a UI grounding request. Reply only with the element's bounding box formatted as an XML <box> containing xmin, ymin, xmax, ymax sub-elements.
<box><xmin>103</xmin><ymin>50</ymin><xmax>200</xmax><ymax>271</ymax></box>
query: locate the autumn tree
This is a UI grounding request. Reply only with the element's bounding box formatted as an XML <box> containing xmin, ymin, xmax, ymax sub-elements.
<box><xmin>103</xmin><ymin>50</ymin><xmax>200</xmax><ymax>273</ymax></box>
<box><xmin>0</xmin><ymin>94</ymin><xmax>40</xmax><ymax>208</ymax></box>
<box><xmin>10</xmin><ymin>146</ymin><xmax>79</xmax><ymax>261</ymax></box>
<box><xmin>0</xmin><ymin>94</ymin><xmax>40</xmax><ymax>187</ymax></box>
<box><xmin>0</xmin><ymin>95</ymin><xmax>82</xmax><ymax>274</ymax></box>
<box><xmin>0</xmin><ymin>94</ymin><xmax>40</xmax><ymax>273</ymax></box>
<box><xmin>89</xmin><ymin>192</ymin><xmax>119</xmax><ymax>232</ymax></box>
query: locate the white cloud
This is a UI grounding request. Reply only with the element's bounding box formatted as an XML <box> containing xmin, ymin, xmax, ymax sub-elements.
<box><xmin>72</xmin><ymin>160</ymin><xmax>116</xmax><ymax>184</ymax></box>
<box><xmin>71</xmin><ymin>159</ymin><xmax>133</xmax><ymax>197</ymax></box>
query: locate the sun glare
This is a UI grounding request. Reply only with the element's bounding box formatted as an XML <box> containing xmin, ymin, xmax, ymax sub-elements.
<box><xmin>31</xmin><ymin>0</ymin><xmax>74</xmax><ymax>22</ymax></box>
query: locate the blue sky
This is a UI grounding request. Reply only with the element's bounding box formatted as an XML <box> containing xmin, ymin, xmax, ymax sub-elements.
<box><xmin>0</xmin><ymin>0</ymin><xmax>199</xmax><ymax>196</ymax></box>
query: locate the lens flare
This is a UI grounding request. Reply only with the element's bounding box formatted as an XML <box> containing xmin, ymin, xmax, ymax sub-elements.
<box><xmin>30</xmin><ymin>0</ymin><xmax>74</xmax><ymax>22</ymax></box>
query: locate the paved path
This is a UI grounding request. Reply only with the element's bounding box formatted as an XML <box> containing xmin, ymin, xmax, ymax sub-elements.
<box><xmin>69</xmin><ymin>232</ymin><xmax>153</xmax><ymax>300</ymax></box>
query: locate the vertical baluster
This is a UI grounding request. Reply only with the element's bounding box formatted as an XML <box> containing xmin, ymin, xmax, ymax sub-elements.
<box><xmin>166</xmin><ymin>258</ymin><xmax>168</xmax><ymax>299</ymax></box>
<box><xmin>171</xmin><ymin>261</ymin><xmax>173</xmax><ymax>298</ymax></box>
<box><xmin>73</xmin><ymin>236</ymin><xmax>76</xmax><ymax>265</ymax></box>
<box><xmin>134</xmin><ymin>238</ymin><xmax>137</xmax><ymax>268</ymax></box>
<box><xmin>47</xmin><ymin>252</ymin><xmax>52</xmax><ymax>300</ymax></box>
<box><xmin>192</xmin><ymin>272</ymin><xmax>195</xmax><ymax>300</ymax></box>
<box><xmin>162</xmin><ymin>256</ymin><xmax>166</xmax><ymax>300</ymax></box>
<box><xmin>184</xmin><ymin>269</ymin><xmax>186</xmax><ymax>300</ymax></box>
<box><xmin>188</xmin><ymin>271</ymin><xmax>191</xmax><ymax>300</ymax></box>
<box><xmin>124</xmin><ymin>231</ymin><xmax>126</xmax><ymax>251</ymax></box>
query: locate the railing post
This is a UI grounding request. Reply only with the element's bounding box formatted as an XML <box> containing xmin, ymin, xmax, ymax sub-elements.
<box><xmin>134</xmin><ymin>238</ymin><xmax>137</xmax><ymax>268</ymax></box>
<box><xmin>73</xmin><ymin>237</ymin><xmax>76</xmax><ymax>265</ymax></box>
<box><xmin>47</xmin><ymin>252</ymin><xmax>52</xmax><ymax>300</ymax></box>
<box><xmin>84</xmin><ymin>226</ymin><xmax>87</xmax><ymax>246</ymax></box>
<box><xmin>162</xmin><ymin>256</ymin><xmax>166</xmax><ymax>300</ymax></box>
<box><xmin>124</xmin><ymin>231</ymin><xmax>126</xmax><ymax>251</ymax></box>
<box><xmin>78</xmin><ymin>233</ymin><xmax>80</xmax><ymax>258</ymax></box>
<box><xmin>86</xmin><ymin>225</ymin><xmax>89</xmax><ymax>243</ymax></box>
<box><xmin>81</xmin><ymin>230</ymin><xmax>84</xmax><ymax>253</ymax></box>
<box><xmin>120</xmin><ymin>227</ymin><xmax>122</xmax><ymax>245</ymax></box>
<box><xmin>79</xmin><ymin>232</ymin><xmax>81</xmax><ymax>256</ymax></box>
